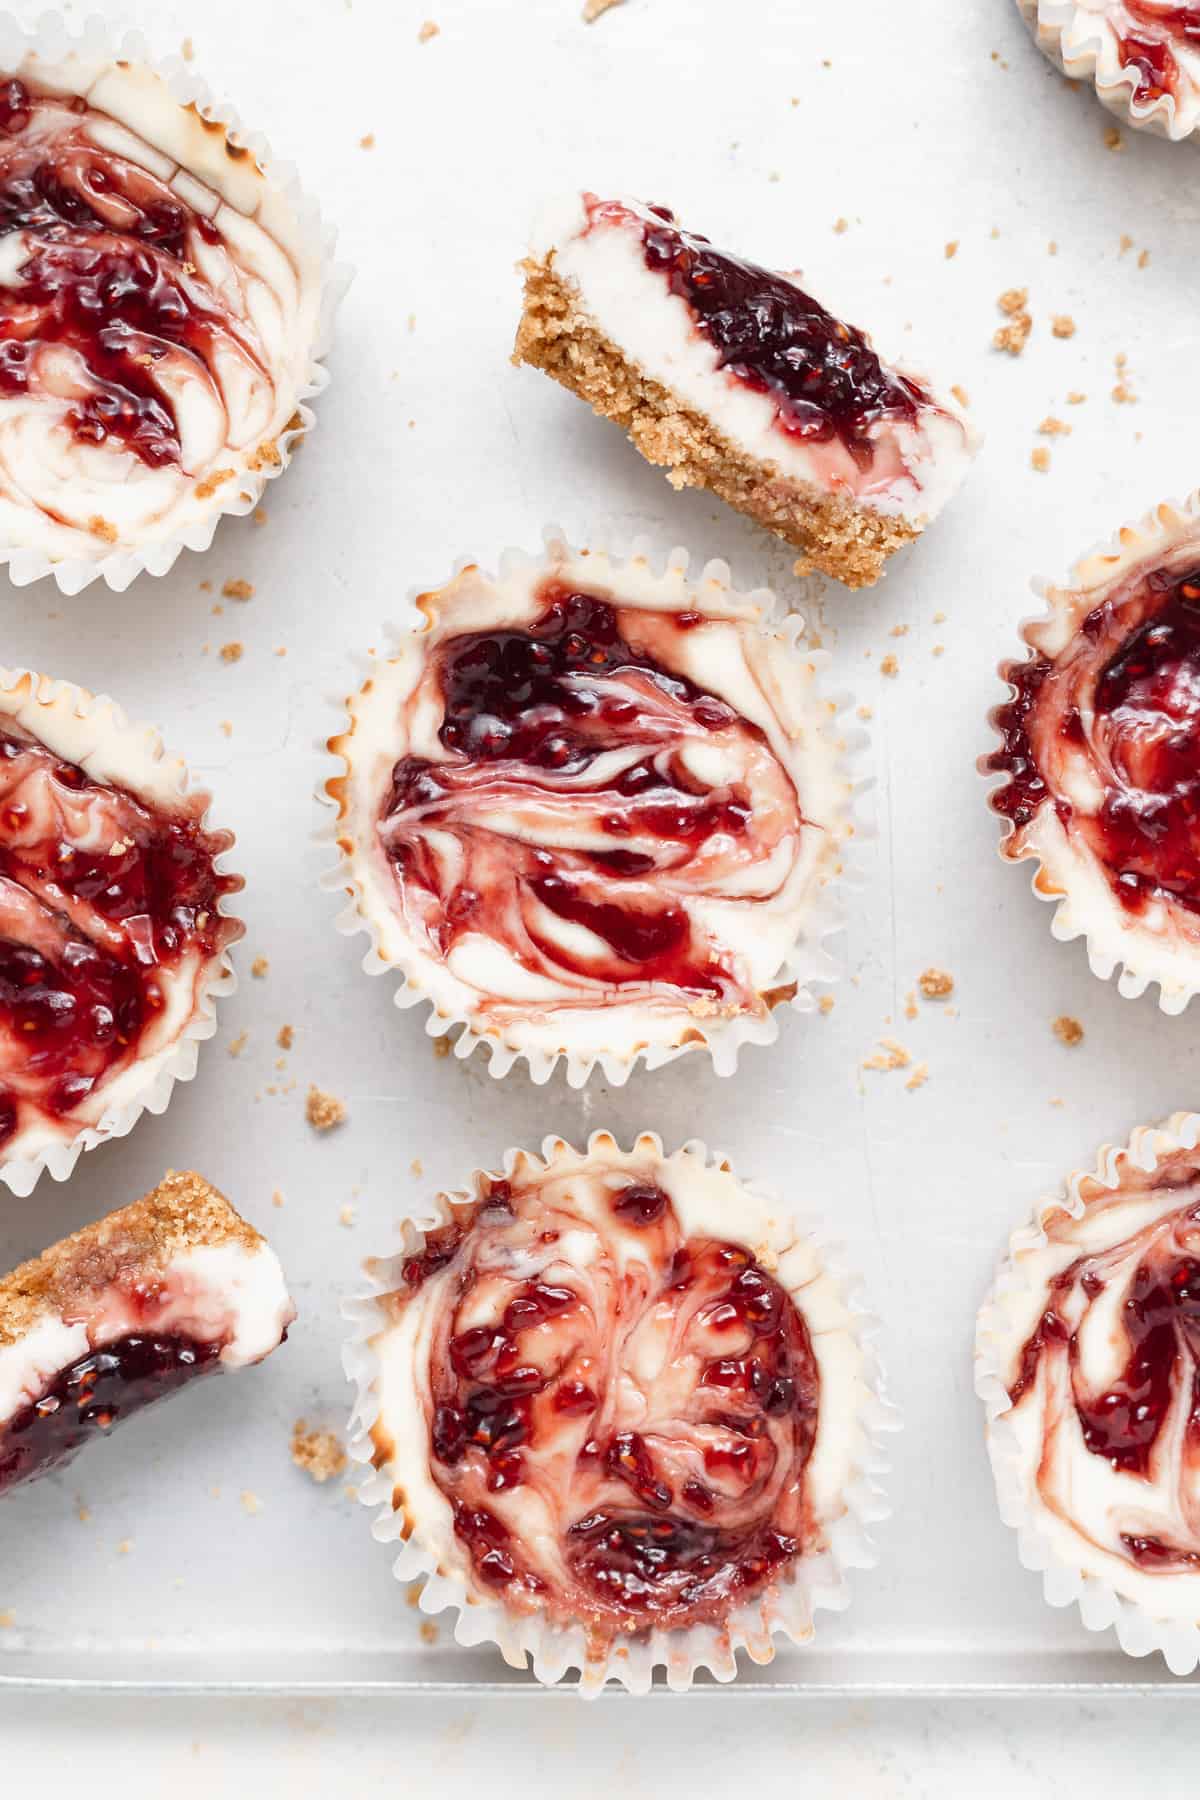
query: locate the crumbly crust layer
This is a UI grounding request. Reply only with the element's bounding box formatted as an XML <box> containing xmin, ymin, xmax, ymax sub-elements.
<box><xmin>0</xmin><ymin>1170</ymin><xmax>260</xmax><ymax>1349</ymax></box>
<box><xmin>514</xmin><ymin>257</ymin><xmax>917</xmax><ymax>591</ymax></box>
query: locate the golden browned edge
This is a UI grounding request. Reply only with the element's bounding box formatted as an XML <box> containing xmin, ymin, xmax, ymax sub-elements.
<box><xmin>513</xmin><ymin>257</ymin><xmax>918</xmax><ymax>592</ymax></box>
<box><xmin>0</xmin><ymin>1170</ymin><xmax>261</xmax><ymax>1350</ymax></box>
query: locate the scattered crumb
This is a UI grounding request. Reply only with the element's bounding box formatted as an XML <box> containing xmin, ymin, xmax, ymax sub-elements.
<box><xmin>1112</xmin><ymin>351</ymin><xmax>1137</xmax><ymax>405</ymax></box>
<box><xmin>833</xmin><ymin>216</ymin><xmax>848</xmax><ymax>235</ymax></box>
<box><xmin>933</xmin><ymin>610</ymin><xmax>947</xmax><ymax>624</ymax></box>
<box><xmin>862</xmin><ymin>1038</ymin><xmax>911</xmax><ymax>1072</ymax></box>
<box><xmin>181</xmin><ymin>36</ymin><xmax>194</xmax><ymax>60</ymax></box>
<box><xmin>1138</xmin><ymin>248</ymin><xmax>1151</xmax><ymax>269</ymax></box>
<box><xmin>227</xmin><ymin>1030</ymin><xmax>248</xmax><ymax>1058</ymax></box>
<box><xmin>1119</xmin><ymin>233</ymin><xmax>1134</xmax><ymax>256</ymax></box>
<box><xmin>944</xmin><ymin>240</ymin><xmax>959</xmax><ymax>259</ymax></box>
<box><xmin>993</xmin><ymin>291</ymin><xmax>1032</xmax><ymax>355</ymax></box>
<box><xmin>818</xmin><ymin>994</ymin><xmax>835</xmax><ymax>1016</ymax></box>
<box><xmin>240</xmin><ymin>1490</ymin><xmax>262</xmax><ymax>1517</ymax></box>
<box><xmin>1067</xmin><ymin>390</ymin><xmax>1087</xmax><ymax>405</ymax></box>
<box><xmin>193</xmin><ymin>467</ymin><xmax>234</xmax><ymax>500</ymax></box>
<box><xmin>951</xmin><ymin>384</ymin><xmax>970</xmax><ymax>408</ymax></box>
<box><xmin>1104</xmin><ymin>125</ymin><xmax>1124</xmax><ymax>151</ymax></box>
<box><xmin>277</xmin><ymin>1023</ymin><xmax>294</xmax><ymax>1050</ymax></box>
<box><xmin>253</xmin><ymin>507</ymin><xmax>267</xmax><ymax>526</ymax></box>
<box><xmin>222</xmin><ymin>579</ymin><xmax>254</xmax><ymax>602</ymax></box>
<box><xmin>904</xmin><ymin>991</ymin><xmax>918</xmax><ymax>1022</ymax></box>
<box><xmin>219</xmin><ymin>719</ymin><xmax>233</xmax><ymax>738</ymax></box>
<box><xmin>410</xmin><ymin>1157</ymin><xmax>424</xmax><ymax>1177</ymax></box>
<box><xmin>359</xmin><ymin>132</ymin><xmax>375</xmax><ymax>150</ymax></box>
<box><xmin>932</xmin><ymin>644</ymin><xmax>945</xmax><ymax>657</ymax></box>
<box><xmin>306</xmin><ymin>1085</ymin><xmax>346</xmax><ymax>1132</ymax></box>
<box><xmin>1051</xmin><ymin>314</ymin><xmax>1076</xmax><ymax>339</ymax></box>
<box><xmin>419</xmin><ymin>1621</ymin><xmax>439</xmax><ymax>1646</ymax></box>
<box><xmin>117</xmin><ymin>1539</ymin><xmax>133</xmax><ymax>1555</ymax></box>
<box><xmin>889</xmin><ymin>623</ymin><xmax>909</xmax><ymax>638</ymax></box>
<box><xmin>997</xmin><ymin>286</ymin><xmax>1028</xmax><ymax>315</ymax></box>
<box><xmin>880</xmin><ymin>653</ymin><xmax>899</xmax><ymax>677</ymax></box>
<box><xmin>417</xmin><ymin>16</ymin><xmax>440</xmax><ymax>37</ymax></box>
<box><xmin>1031</xmin><ymin>447</ymin><xmax>1051</xmax><ymax>473</ymax></box>
<box><xmin>582</xmin><ymin>0</ymin><xmax>623</xmax><ymax>16</ymax></box>
<box><xmin>1038</xmin><ymin>416</ymin><xmax>1072</xmax><ymax>437</ymax></box>
<box><xmin>291</xmin><ymin>1420</ymin><xmax>347</xmax><ymax>1485</ymax></box>
<box><xmin>339</xmin><ymin>1204</ymin><xmax>357</xmax><ymax>1228</ymax></box>
<box><xmin>77</xmin><ymin>1505</ymin><xmax>91</xmax><ymax>1523</ymax></box>
<box><xmin>919</xmin><ymin>968</ymin><xmax>955</xmax><ymax>1000</ymax></box>
<box><xmin>271</xmin><ymin>1189</ymin><xmax>284</xmax><ymax>1208</ymax></box>
<box><xmin>1049</xmin><ymin>1097</ymin><xmax>1065</xmax><ymax>1108</ymax></box>
<box><xmin>406</xmin><ymin>1583</ymin><xmax>423</xmax><ymax>1609</ymax></box>
<box><xmin>1047</xmin><ymin>240</ymin><xmax>1058</xmax><ymax>255</ymax></box>
<box><xmin>0</xmin><ymin>1610</ymin><xmax>13</xmax><ymax>1628</ymax></box>
<box><xmin>251</xmin><ymin>956</ymin><xmax>269</xmax><ymax>979</ymax></box>
<box><xmin>433</xmin><ymin>1036</ymin><xmax>451</xmax><ymax>1059</ymax></box>
<box><xmin>200</xmin><ymin>579</ymin><xmax>213</xmax><ymax>593</ymax></box>
<box><xmin>905</xmin><ymin>1062</ymin><xmax>930</xmax><ymax>1093</ymax></box>
<box><xmin>1053</xmin><ymin>1014</ymin><xmax>1084</xmax><ymax>1047</ymax></box>
<box><xmin>219</xmin><ymin>642</ymin><xmax>243</xmax><ymax>664</ymax></box>
<box><xmin>856</xmin><ymin>703</ymin><xmax>873</xmax><ymax>720</ymax></box>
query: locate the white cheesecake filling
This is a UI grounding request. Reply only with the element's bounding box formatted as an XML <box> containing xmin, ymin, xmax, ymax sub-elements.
<box><xmin>331</xmin><ymin>545</ymin><xmax>849</xmax><ymax>1064</ymax></box>
<box><xmin>0</xmin><ymin>54</ymin><xmax>324</xmax><ymax>560</ymax></box>
<box><xmin>370</xmin><ymin>1135</ymin><xmax>869</xmax><ymax>1634</ymax></box>
<box><xmin>983</xmin><ymin>1144</ymin><xmax>1200</xmax><ymax>1620</ymax></box>
<box><xmin>531</xmin><ymin>193</ymin><xmax>975</xmax><ymax>526</ymax></box>
<box><xmin>1021</xmin><ymin>1</ymin><xmax>1200</xmax><ymax>140</ymax></box>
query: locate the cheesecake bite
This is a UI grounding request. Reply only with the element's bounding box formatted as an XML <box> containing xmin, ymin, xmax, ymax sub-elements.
<box><xmin>514</xmin><ymin>195</ymin><xmax>976</xmax><ymax>589</ymax></box>
<box><xmin>351</xmin><ymin>1132</ymin><xmax>885</xmax><ymax>1690</ymax></box>
<box><xmin>1018</xmin><ymin>2</ymin><xmax>1200</xmax><ymax>142</ymax></box>
<box><xmin>325</xmin><ymin>538</ymin><xmax>852</xmax><ymax>1083</ymax></box>
<box><xmin>0</xmin><ymin>1169</ymin><xmax>293</xmax><ymax>1494</ymax></box>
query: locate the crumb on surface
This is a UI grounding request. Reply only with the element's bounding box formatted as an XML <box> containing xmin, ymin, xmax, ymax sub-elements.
<box><xmin>253</xmin><ymin>507</ymin><xmax>267</xmax><ymax>526</ymax></box>
<box><xmin>277</xmin><ymin>1024</ymin><xmax>294</xmax><ymax>1050</ymax></box>
<box><xmin>950</xmin><ymin>384</ymin><xmax>969</xmax><ymax>408</ymax></box>
<box><xmin>271</xmin><ymin>1189</ymin><xmax>284</xmax><ymax>1208</ymax></box>
<box><xmin>418</xmin><ymin>17</ymin><xmax>440</xmax><ymax>37</ymax></box>
<box><xmin>818</xmin><ymin>994</ymin><xmax>835</xmax><ymax>1015</ymax></box>
<box><xmin>919</xmin><ymin>968</ymin><xmax>954</xmax><ymax>1000</ymax></box>
<box><xmin>193</xmin><ymin>468</ymin><xmax>233</xmax><ymax>500</ymax></box>
<box><xmin>833</xmin><ymin>216</ymin><xmax>848</xmax><ymax>234</ymax></box>
<box><xmin>227</xmin><ymin>1030</ymin><xmax>248</xmax><ymax>1058</ymax></box>
<box><xmin>862</xmin><ymin>1037</ymin><xmax>910</xmax><ymax>1072</ymax></box>
<box><xmin>1038</xmin><ymin>416</ymin><xmax>1071</xmax><ymax>437</ymax></box>
<box><xmin>359</xmin><ymin>132</ymin><xmax>375</xmax><ymax>149</ymax></box>
<box><xmin>339</xmin><ymin>1204</ymin><xmax>357</xmax><ymax>1228</ymax></box>
<box><xmin>1031</xmin><ymin>447</ymin><xmax>1051</xmax><ymax>472</ymax></box>
<box><xmin>306</xmin><ymin>1085</ymin><xmax>346</xmax><ymax>1132</ymax></box>
<box><xmin>1067</xmin><ymin>390</ymin><xmax>1087</xmax><ymax>405</ymax></box>
<box><xmin>1112</xmin><ymin>351</ymin><xmax>1137</xmax><ymax>405</ymax></box>
<box><xmin>410</xmin><ymin>1157</ymin><xmax>424</xmax><ymax>1177</ymax></box>
<box><xmin>219</xmin><ymin>642</ymin><xmax>243</xmax><ymax>664</ymax></box>
<box><xmin>1053</xmin><ymin>1014</ymin><xmax>1084</xmax><ymax>1047</ymax></box>
<box><xmin>998</xmin><ymin>287</ymin><xmax>1028</xmax><ymax>316</ymax></box>
<box><xmin>993</xmin><ymin>295</ymin><xmax>1032</xmax><ymax>354</ymax></box>
<box><xmin>291</xmin><ymin>1420</ymin><xmax>347</xmax><ymax>1484</ymax></box>
<box><xmin>944</xmin><ymin>240</ymin><xmax>958</xmax><ymax>259</ymax></box>
<box><xmin>856</xmin><ymin>703</ymin><xmax>873</xmax><ymax>720</ymax></box>
<box><xmin>251</xmin><ymin>956</ymin><xmax>269</xmax><ymax>979</ymax></box>
<box><xmin>222</xmin><ymin>579</ymin><xmax>254</xmax><ymax>601</ymax></box>
<box><xmin>419</xmin><ymin>1621</ymin><xmax>439</xmax><ymax>1646</ymax></box>
<box><xmin>880</xmin><ymin>653</ymin><xmax>899</xmax><ymax>677</ymax></box>
<box><xmin>582</xmin><ymin>0</ymin><xmax>624</xmax><ymax>16</ymax></box>
<box><xmin>905</xmin><ymin>1062</ymin><xmax>929</xmax><ymax>1092</ymax></box>
<box><xmin>433</xmin><ymin>1035</ymin><xmax>451</xmax><ymax>1059</ymax></box>
<box><xmin>240</xmin><ymin>1490</ymin><xmax>262</xmax><ymax>1517</ymax></box>
<box><xmin>904</xmin><ymin>991</ymin><xmax>918</xmax><ymax>1021</ymax></box>
<box><xmin>117</xmin><ymin>1539</ymin><xmax>133</xmax><ymax>1555</ymax></box>
<box><xmin>1051</xmin><ymin>314</ymin><xmax>1076</xmax><ymax>339</ymax></box>
<box><xmin>1104</xmin><ymin>125</ymin><xmax>1124</xmax><ymax>151</ymax></box>
<box><xmin>181</xmin><ymin>36</ymin><xmax>194</xmax><ymax>60</ymax></box>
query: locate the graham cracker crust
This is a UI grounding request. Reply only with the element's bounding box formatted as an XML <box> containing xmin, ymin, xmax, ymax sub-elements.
<box><xmin>0</xmin><ymin>1170</ymin><xmax>261</xmax><ymax>1350</ymax></box>
<box><xmin>513</xmin><ymin>257</ymin><xmax>918</xmax><ymax>591</ymax></box>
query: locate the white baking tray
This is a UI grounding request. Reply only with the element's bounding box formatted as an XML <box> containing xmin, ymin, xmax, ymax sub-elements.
<box><xmin>3</xmin><ymin>0</ymin><xmax>1200</xmax><ymax>1695</ymax></box>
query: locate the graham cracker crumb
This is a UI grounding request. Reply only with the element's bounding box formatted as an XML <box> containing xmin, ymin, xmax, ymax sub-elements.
<box><xmin>582</xmin><ymin>0</ymin><xmax>624</xmax><ymax>15</ymax></box>
<box><xmin>1038</xmin><ymin>416</ymin><xmax>1071</xmax><ymax>437</ymax></box>
<box><xmin>251</xmin><ymin>956</ymin><xmax>269</xmax><ymax>979</ymax></box>
<box><xmin>219</xmin><ymin>720</ymin><xmax>233</xmax><ymax>738</ymax></box>
<box><xmin>1067</xmin><ymin>391</ymin><xmax>1087</xmax><ymax>405</ymax></box>
<box><xmin>359</xmin><ymin>132</ymin><xmax>375</xmax><ymax>150</ymax></box>
<box><xmin>306</xmin><ymin>1085</ymin><xmax>346</xmax><ymax>1132</ymax></box>
<box><xmin>862</xmin><ymin>1037</ymin><xmax>911</xmax><ymax>1072</ymax></box>
<box><xmin>932</xmin><ymin>643</ymin><xmax>945</xmax><ymax>657</ymax></box>
<box><xmin>1031</xmin><ymin>448</ymin><xmax>1051</xmax><ymax>473</ymax></box>
<box><xmin>1120</xmin><ymin>234</ymin><xmax>1134</xmax><ymax>256</ymax></box>
<box><xmin>277</xmin><ymin>1024</ymin><xmax>294</xmax><ymax>1050</ymax></box>
<box><xmin>833</xmin><ymin>216</ymin><xmax>848</xmax><ymax>234</ymax></box>
<box><xmin>272</xmin><ymin>1189</ymin><xmax>284</xmax><ymax>1208</ymax></box>
<box><xmin>339</xmin><ymin>1204</ymin><xmax>357</xmax><ymax>1228</ymax></box>
<box><xmin>0</xmin><ymin>1610</ymin><xmax>13</xmax><ymax>1628</ymax></box>
<box><xmin>419</xmin><ymin>1621</ymin><xmax>439</xmax><ymax>1646</ymax></box>
<box><xmin>918</xmin><ymin>968</ymin><xmax>954</xmax><ymax>1000</ymax></box>
<box><xmin>253</xmin><ymin>507</ymin><xmax>267</xmax><ymax>526</ymax></box>
<box><xmin>905</xmin><ymin>1062</ymin><xmax>929</xmax><ymax>1092</ymax></box>
<box><xmin>219</xmin><ymin>642</ymin><xmax>243</xmax><ymax>664</ymax></box>
<box><xmin>1138</xmin><ymin>249</ymin><xmax>1151</xmax><ymax>269</ymax></box>
<box><xmin>993</xmin><ymin>296</ymin><xmax>1032</xmax><ymax>354</ymax></box>
<box><xmin>433</xmin><ymin>1036</ymin><xmax>451</xmax><ymax>1059</ymax></box>
<box><xmin>856</xmin><ymin>703</ymin><xmax>873</xmax><ymax>720</ymax></box>
<box><xmin>1051</xmin><ymin>314</ymin><xmax>1076</xmax><ymax>339</ymax></box>
<box><xmin>410</xmin><ymin>1157</ymin><xmax>424</xmax><ymax>1177</ymax></box>
<box><xmin>951</xmin><ymin>384</ymin><xmax>970</xmax><ymax>408</ymax></box>
<box><xmin>904</xmin><ymin>991</ymin><xmax>918</xmax><ymax>1021</ymax></box>
<box><xmin>1104</xmin><ymin>125</ymin><xmax>1124</xmax><ymax>151</ymax></box>
<box><xmin>418</xmin><ymin>17</ymin><xmax>440</xmax><ymax>38</ymax></box>
<box><xmin>118</xmin><ymin>1539</ymin><xmax>133</xmax><ymax>1555</ymax></box>
<box><xmin>181</xmin><ymin>36</ymin><xmax>194</xmax><ymax>60</ymax></box>
<box><xmin>227</xmin><ymin>1030</ymin><xmax>248</xmax><ymax>1058</ymax></box>
<box><xmin>247</xmin><ymin>440</ymin><xmax>280</xmax><ymax>472</ymax></box>
<box><xmin>240</xmin><ymin>1490</ymin><xmax>262</xmax><ymax>1517</ymax></box>
<box><xmin>1053</xmin><ymin>1014</ymin><xmax>1084</xmax><ymax>1047</ymax></box>
<box><xmin>1112</xmin><ymin>352</ymin><xmax>1137</xmax><ymax>405</ymax></box>
<box><xmin>222</xmin><ymin>579</ymin><xmax>254</xmax><ymax>601</ymax></box>
<box><xmin>998</xmin><ymin>287</ymin><xmax>1028</xmax><ymax>316</ymax></box>
<box><xmin>193</xmin><ymin>468</ymin><xmax>234</xmax><ymax>500</ymax></box>
<box><xmin>889</xmin><ymin>623</ymin><xmax>909</xmax><ymax>638</ymax></box>
<box><xmin>944</xmin><ymin>240</ymin><xmax>959</xmax><ymax>259</ymax></box>
<box><xmin>77</xmin><ymin>1505</ymin><xmax>91</xmax><ymax>1523</ymax></box>
<box><xmin>818</xmin><ymin>994</ymin><xmax>835</xmax><ymax>1015</ymax></box>
<box><xmin>880</xmin><ymin>653</ymin><xmax>899</xmax><ymax>677</ymax></box>
<box><xmin>291</xmin><ymin>1420</ymin><xmax>347</xmax><ymax>1484</ymax></box>
<box><xmin>88</xmin><ymin>515</ymin><xmax>118</xmax><ymax>543</ymax></box>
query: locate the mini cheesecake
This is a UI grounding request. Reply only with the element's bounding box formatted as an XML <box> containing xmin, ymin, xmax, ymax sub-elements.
<box><xmin>0</xmin><ymin>38</ymin><xmax>330</xmax><ymax>582</ymax></box>
<box><xmin>0</xmin><ymin>1169</ymin><xmax>293</xmax><ymax>1494</ymax></box>
<box><xmin>514</xmin><ymin>195</ymin><xmax>976</xmax><ymax>589</ymax></box>
<box><xmin>326</xmin><ymin>538</ymin><xmax>851</xmax><ymax>1081</ymax></box>
<box><xmin>356</xmin><ymin>1133</ymin><xmax>881</xmax><ymax>1687</ymax></box>
<box><xmin>1017</xmin><ymin>1</ymin><xmax>1200</xmax><ymax>143</ymax></box>
<box><xmin>985</xmin><ymin>495</ymin><xmax>1200</xmax><ymax>1012</ymax></box>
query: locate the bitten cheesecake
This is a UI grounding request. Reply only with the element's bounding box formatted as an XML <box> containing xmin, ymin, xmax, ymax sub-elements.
<box><xmin>514</xmin><ymin>194</ymin><xmax>976</xmax><ymax>589</ymax></box>
<box><xmin>0</xmin><ymin>1170</ymin><xmax>293</xmax><ymax>1494</ymax></box>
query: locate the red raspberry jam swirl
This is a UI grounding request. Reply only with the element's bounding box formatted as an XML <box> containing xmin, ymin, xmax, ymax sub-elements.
<box><xmin>987</xmin><ymin>562</ymin><xmax>1200</xmax><ymax>925</ymax></box>
<box><xmin>0</xmin><ymin>715</ymin><xmax>239</xmax><ymax>1152</ymax></box>
<box><xmin>582</xmin><ymin>197</ymin><xmax>932</xmax><ymax>473</ymax></box>
<box><xmin>393</xmin><ymin>1170</ymin><xmax>820</xmax><ymax>1636</ymax></box>
<box><xmin>1007</xmin><ymin>1153</ymin><xmax>1200</xmax><ymax>1574</ymax></box>
<box><xmin>379</xmin><ymin>582</ymin><xmax>807</xmax><ymax>1015</ymax></box>
<box><xmin>1117</xmin><ymin>4</ymin><xmax>1199</xmax><ymax>105</ymax></box>
<box><xmin>0</xmin><ymin>1329</ymin><xmax>222</xmax><ymax>1493</ymax></box>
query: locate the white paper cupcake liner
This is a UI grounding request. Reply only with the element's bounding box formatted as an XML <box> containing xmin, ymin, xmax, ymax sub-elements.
<box><xmin>317</xmin><ymin>528</ymin><xmax>866</xmax><ymax>1090</ymax></box>
<box><xmin>976</xmin><ymin>1110</ymin><xmax>1200</xmax><ymax>1675</ymax></box>
<box><xmin>0</xmin><ymin>10</ymin><xmax>352</xmax><ymax>595</ymax></box>
<box><xmin>0</xmin><ymin>666</ymin><xmax>243</xmax><ymax>1197</ymax></box>
<box><xmin>1017</xmin><ymin>0</ymin><xmax>1200</xmax><ymax>143</ymax></box>
<box><xmin>344</xmin><ymin>1129</ymin><xmax>898</xmax><ymax>1695</ymax></box>
<box><xmin>982</xmin><ymin>490</ymin><xmax>1200</xmax><ymax>1016</ymax></box>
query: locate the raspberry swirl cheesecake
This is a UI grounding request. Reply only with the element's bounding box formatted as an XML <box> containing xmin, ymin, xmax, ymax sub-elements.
<box><xmin>1017</xmin><ymin>2</ymin><xmax>1200</xmax><ymax>142</ymax></box>
<box><xmin>0</xmin><ymin>669</ymin><xmax>241</xmax><ymax>1194</ymax></box>
<box><xmin>985</xmin><ymin>496</ymin><xmax>1200</xmax><ymax>1011</ymax></box>
<box><xmin>347</xmin><ymin>1133</ymin><xmax>888</xmax><ymax>1691</ymax></box>
<box><xmin>325</xmin><ymin>538</ymin><xmax>852</xmax><ymax>1084</ymax></box>
<box><xmin>0</xmin><ymin>1169</ymin><xmax>293</xmax><ymax>1495</ymax></box>
<box><xmin>514</xmin><ymin>196</ymin><xmax>976</xmax><ymax>589</ymax></box>
<box><xmin>977</xmin><ymin>1114</ymin><xmax>1200</xmax><ymax>1672</ymax></box>
<box><xmin>0</xmin><ymin>26</ymin><xmax>335</xmax><ymax>590</ymax></box>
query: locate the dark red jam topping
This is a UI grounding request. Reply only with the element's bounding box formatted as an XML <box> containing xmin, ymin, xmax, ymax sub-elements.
<box><xmin>0</xmin><ymin>723</ymin><xmax>238</xmax><ymax>1149</ymax></box>
<box><xmin>624</xmin><ymin>201</ymin><xmax>928</xmax><ymax>469</ymax></box>
<box><xmin>1117</xmin><ymin>30</ymin><xmax>1178</xmax><ymax>100</ymax></box>
<box><xmin>1010</xmin><ymin>1241</ymin><xmax>1200</xmax><ymax>1477</ymax></box>
<box><xmin>0</xmin><ymin>1330</ymin><xmax>222</xmax><ymax>1493</ymax></box>
<box><xmin>988</xmin><ymin>568</ymin><xmax>1200</xmax><ymax>918</ymax></box>
<box><xmin>0</xmin><ymin>77</ymin><xmax>253</xmax><ymax>468</ymax></box>
<box><xmin>383</xmin><ymin>584</ymin><xmax>773</xmax><ymax>998</ymax></box>
<box><xmin>422</xmin><ymin>1203</ymin><xmax>819</xmax><ymax>1624</ymax></box>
